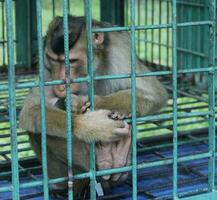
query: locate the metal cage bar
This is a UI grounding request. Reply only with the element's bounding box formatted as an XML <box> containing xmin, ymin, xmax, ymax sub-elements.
<box><xmin>63</xmin><ymin>0</ymin><xmax>73</xmax><ymax>199</ymax></box>
<box><xmin>130</xmin><ymin>0</ymin><xmax>138</xmax><ymax>199</ymax></box>
<box><xmin>85</xmin><ymin>0</ymin><xmax>97</xmax><ymax>199</ymax></box>
<box><xmin>36</xmin><ymin>0</ymin><xmax>49</xmax><ymax>199</ymax></box>
<box><xmin>171</xmin><ymin>0</ymin><xmax>178</xmax><ymax>198</ymax></box>
<box><xmin>5</xmin><ymin>0</ymin><xmax>20</xmax><ymax>199</ymax></box>
<box><xmin>207</xmin><ymin>0</ymin><xmax>216</xmax><ymax>192</ymax></box>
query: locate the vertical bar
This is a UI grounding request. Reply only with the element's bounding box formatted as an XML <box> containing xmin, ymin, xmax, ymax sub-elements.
<box><xmin>137</xmin><ymin>0</ymin><xmax>140</xmax><ymax>55</ymax></box>
<box><xmin>158</xmin><ymin>0</ymin><xmax>162</xmax><ymax>68</ymax></box>
<box><xmin>68</xmin><ymin>0</ymin><xmax>71</xmax><ymax>13</ymax></box>
<box><xmin>151</xmin><ymin>0</ymin><xmax>154</xmax><ymax>63</ymax></box>
<box><xmin>5</xmin><ymin>0</ymin><xmax>20</xmax><ymax>199</ymax></box>
<box><xmin>208</xmin><ymin>0</ymin><xmax>216</xmax><ymax>192</ymax></box>
<box><xmin>63</xmin><ymin>0</ymin><xmax>73</xmax><ymax>199</ymax></box>
<box><xmin>130</xmin><ymin>0</ymin><xmax>137</xmax><ymax>199</ymax></box>
<box><xmin>36</xmin><ymin>0</ymin><xmax>49</xmax><ymax>199</ymax></box>
<box><xmin>172</xmin><ymin>0</ymin><xmax>178</xmax><ymax>199</ymax></box>
<box><xmin>15</xmin><ymin>0</ymin><xmax>31</xmax><ymax>68</ymax></box>
<box><xmin>100</xmin><ymin>0</ymin><xmax>125</xmax><ymax>26</ymax></box>
<box><xmin>2</xmin><ymin>2</ymin><xmax>5</xmax><ymax>66</ymax></box>
<box><xmin>125</xmin><ymin>0</ymin><xmax>129</xmax><ymax>25</ymax></box>
<box><xmin>166</xmin><ymin>0</ymin><xmax>170</xmax><ymax>67</ymax></box>
<box><xmin>52</xmin><ymin>0</ymin><xmax>55</xmax><ymax>18</ymax></box>
<box><xmin>85</xmin><ymin>0</ymin><xmax>96</xmax><ymax>199</ymax></box>
<box><xmin>145</xmin><ymin>0</ymin><xmax>148</xmax><ymax>60</ymax></box>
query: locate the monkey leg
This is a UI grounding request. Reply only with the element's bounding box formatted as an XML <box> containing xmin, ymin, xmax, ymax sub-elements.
<box><xmin>96</xmin><ymin>125</ymin><xmax>131</xmax><ymax>184</ymax></box>
<box><xmin>28</xmin><ymin>133</ymin><xmax>89</xmax><ymax>197</ymax></box>
<box><xmin>111</xmin><ymin>130</ymin><xmax>131</xmax><ymax>182</ymax></box>
<box><xmin>96</xmin><ymin>143</ymin><xmax>113</xmax><ymax>180</ymax></box>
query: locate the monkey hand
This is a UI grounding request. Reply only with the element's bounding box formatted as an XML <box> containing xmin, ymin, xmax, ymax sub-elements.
<box><xmin>75</xmin><ymin>110</ymin><xmax>130</xmax><ymax>143</ymax></box>
<box><xmin>108</xmin><ymin>111</ymin><xmax>132</xmax><ymax>120</ymax></box>
<box><xmin>70</xmin><ymin>94</ymin><xmax>88</xmax><ymax>114</ymax></box>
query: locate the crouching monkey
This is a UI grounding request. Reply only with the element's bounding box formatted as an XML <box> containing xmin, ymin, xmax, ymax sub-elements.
<box><xmin>19</xmin><ymin>16</ymin><xmax>168</xmax><ymax>197</ymax></box>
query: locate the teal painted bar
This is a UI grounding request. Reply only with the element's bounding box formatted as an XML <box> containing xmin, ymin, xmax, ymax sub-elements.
<box><xmin>181</xmin><ymin>191</ymin><xmax>217</xmax><ymax>200</ymax></box>
<box><xmin>85</xmin><ymin>0</ymin><xmax>96</xmax><ymax>199</ymax></box>
<box><xmin>5</xmin><ymin>0</ymin><xmax>20</xmax><ymax>199</ymax></box>
<box><xmin>151</xmin><ymin>0</ymin><xmax>154</xmax><ymax>63</ymax></box>
<box><xmin>92</xmin><ymin>21</ymin><xmax>213</xmax><ymax>33</ymax></box>
<box><xmin>166</xmin><ymin>0</ymin><xmax>170</xmax><ymax>67</ymax></box>
<box><xmin>172</xmin><ymin>0</ymin><xmax>178</xmax><ymax>199</ymax></box>
<box><xmin>35</xmin><ymin>0</ymin><xmax>49</xmax><ymax>199</ymax></box>
<box><xmin>0</xmin><ymin>151</ymin><xmax>213</xmax><ymax>193</ymax></box>
<box><xmin>62</xmin><ymin>0</ymin><xmax>73</xmax><ymax>199</ymax></box>
<box><xmin>158</xmin><ymin>0</ymin><xmax>162</xmax><ymax>68</ymax></box>
<box><xmin>137</xmin><ymin>0</ymin><xmax>141</xmax><ymax>55</ymax></box>
<box><xmin>144</xmin><ymin>0</ymin><xmax>148</xmax><ymax>60</ymax></box>
<box><xmin>208</xmin><ymin>0</ymin><xmax>216</xmax><ymax>192</ymax></box>
<box><xmin>130</xmin><ymin>0</ymin><xmax>138</xmax><ymax>199</ymax></box>
<box><xmin>15</xmin><ymin>0</ymin><xmax>31</xmax><ymax>68</ymax></box>
<box><xmin>52</xmin><ymin>0</ymin><xmax>55</xmax><ymax>17</ymax></box>
<box><xmin>2</xmin><ymin>66</ymin><xmax>217</xmax><ymax>92</ymax></box>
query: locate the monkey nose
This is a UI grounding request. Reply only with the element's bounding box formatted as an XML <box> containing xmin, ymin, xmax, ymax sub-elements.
<box><xmin>72</xmin><ymin>90</ymin><xmax>80</xmax><ymax>95</ymax></box>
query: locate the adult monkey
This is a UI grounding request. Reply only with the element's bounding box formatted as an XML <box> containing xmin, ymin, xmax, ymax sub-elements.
<box><xmin>19</xmin><ymin>16</ymin><xmax>168</xmax><ymax>197</ymax></box>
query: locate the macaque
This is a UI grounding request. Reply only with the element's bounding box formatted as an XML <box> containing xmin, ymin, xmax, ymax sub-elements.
<box><xmin>19</xmin><ymin>16</ymin><xmax>168</xmax><ymax>197</ymax></box>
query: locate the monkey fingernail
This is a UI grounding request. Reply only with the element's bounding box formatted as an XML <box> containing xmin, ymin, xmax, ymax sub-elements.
<box><xmin>111</xmin><ymin>174</ymin><xmax>121</xmax><ymax>182</ymax></box>
<box><xmin>111</xmin><ymin>112</ymin><xmax>118</xmax><ymax>119</ymax></box>
<box><xmin>86</xmin><ymin>108</ymin><xmax>91</xmax><ymax>113</ymax></box>
<box><xmin>85</xmin><ymin>102</ymin><xmax>91</xmax><ymax>107</ymax></box>
<box><xmin>102</xmin><ymin>175</ymin><xmax>111</xmax><ymax>180</ymax></box>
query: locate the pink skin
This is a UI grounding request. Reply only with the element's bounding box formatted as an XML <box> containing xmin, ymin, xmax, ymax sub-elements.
<box><xmin>96</xmin><ymin>119</ymin><xmax>131</xmax><ymax>182</ymax></box>
<box><xmin>76</xmin><ymin>98</ymin><xmax>132</xmax><ymax>182</ymax></box>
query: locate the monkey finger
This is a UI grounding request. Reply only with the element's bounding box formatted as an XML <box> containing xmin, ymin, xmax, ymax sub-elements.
<box><xmin>108</xmin><ymin>111</ymin><xmax>118</xmax><ymax>120</ymax></box>
<box><xmin>112</xmin><ymin>172</ymin><xmax>128</xmax><ymax>182</ymax></box>
<box><xmin>118</xmin><ymin>113</ymin><xmax>125</xmax><ymax>120</ymax></box>
<box><xmin>96</xmin><ymin>143</ymin><xmax>112</xmax><ymax>180</ymax></box>
<box><xmin>86</xmin><ymin>108</ymin><xmax>91</xmax><ymax>113</ymax></box>
<box><xmin>114</xmin><ymin>122</ymin><xmax>130</xmax><ymax>137</ymax></box>
<box><xmin>125</xmin><ymin>113</ymin><xmax>132</xmax><ymax>118</ymax></box>
<box><xmin>81</xmin><ymin>101</ymin><xmax>91</xmax><ymax>113</ymax></box>
<box><xmin>103</xmin><ymin>175</ymin><xmax>111</xmax><ymax>180</ymax></box>
<box><xmin>111</xmin><ymin>173</ymin><xmax>121</xmax><ymax>182</ymax></box>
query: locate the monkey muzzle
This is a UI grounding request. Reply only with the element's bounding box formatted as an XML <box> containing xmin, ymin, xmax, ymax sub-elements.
<box><xmin>53</xmin><ymin>83</ymin><xmax>82</xmax><ymax>98</ymax></box>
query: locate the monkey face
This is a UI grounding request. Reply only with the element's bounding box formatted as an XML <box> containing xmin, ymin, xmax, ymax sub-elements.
<box><xmin>44</xmin><ymin>34</ymin><xmax>89</xmax><ymax>98</ymax></box>
<box><xmin>44</xmin><ymin>16</ymin><xmax>105</xmax><ymax>98</ymax></box>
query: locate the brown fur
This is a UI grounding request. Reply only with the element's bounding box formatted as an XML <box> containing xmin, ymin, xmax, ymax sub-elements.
<box><xmin>19</xmin><ymin>16</ymin><xmax>168</xmax><ymax>197</ymax></box>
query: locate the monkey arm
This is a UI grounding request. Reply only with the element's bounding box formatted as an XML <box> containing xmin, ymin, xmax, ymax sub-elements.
<box><xmin>19</xmin><ymin>90</ymin><xmax>130</xmax><ymax>143</ymax></box>
<box><xmin>94</xmin><ymin>86</ymin><xmax>168</xmax><ymax>116</ymax></box>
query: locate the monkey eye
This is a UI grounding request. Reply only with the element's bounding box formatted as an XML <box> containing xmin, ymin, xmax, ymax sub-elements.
<box><xmin>69</xmin><ymin>59</ymin><xmax>79</xmax><ymax>63</ymax></box>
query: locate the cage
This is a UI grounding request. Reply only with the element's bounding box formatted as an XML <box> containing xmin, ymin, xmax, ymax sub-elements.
<box><xmin>0</xmin><ymin>0</ymin><xmax>216</xmax><ymax>199</ymax></box>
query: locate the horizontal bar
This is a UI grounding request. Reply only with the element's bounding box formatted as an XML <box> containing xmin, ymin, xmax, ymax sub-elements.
<box><xmin>134</xmin><ymin>111</ymin><xmax>211</xmax><ymax>123</ymax></box>
<box><xmin>0</xmin><ymin>165</ymin><xmax>41</xmax><ymax>177</ymax></box>
<box><xmin>1</xmin><ymin>66</ymin><xmax>217</xmax><ymax>92</ymax></box>
<box><xmin>181</xmin><ymin>191</ymin><xmax>217</xmax><ymax>200</ymax></box>
<box><xmin>0</xmin><ymin>152</ymin><xmax>211</xmax><ymax>193</ymax></box>
<box><xmin>93</xmin><ymin>21</ymin><xmax>212</xmax><ymax>33</ymax></box>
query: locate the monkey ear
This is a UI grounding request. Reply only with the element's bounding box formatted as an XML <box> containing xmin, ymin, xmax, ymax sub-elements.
<box><xmin>93</xmin><ymin>32</ymin><xmax>104</xmax><ymax>45</ymax></box>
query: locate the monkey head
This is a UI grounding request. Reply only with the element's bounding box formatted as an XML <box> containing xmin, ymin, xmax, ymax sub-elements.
<box><xmin>44</xmin><ymin>16</ymin><xmax>106</xmax><ymax>98</ymax></box>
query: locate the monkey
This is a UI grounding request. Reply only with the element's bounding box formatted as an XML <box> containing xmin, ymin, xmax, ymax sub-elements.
<box><xmin>19</xmin><ymin>16</ymin><xmax>168</xmax><ymax>198</ymax></box>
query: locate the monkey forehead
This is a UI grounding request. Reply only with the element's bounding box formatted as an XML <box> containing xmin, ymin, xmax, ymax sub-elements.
<box><xmin>44</xmin><ymin>47</ymin><xmax>59</xmax><ymax>60</ymax></box>
<box><xmin>46</xmin><ymin>16</ymin><xmax>86</xmax><ymax>55</ymax></box>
